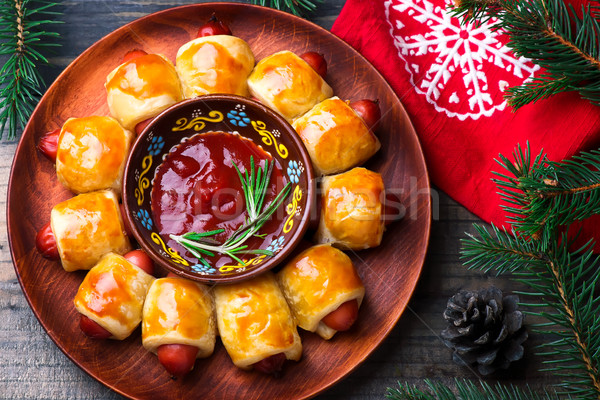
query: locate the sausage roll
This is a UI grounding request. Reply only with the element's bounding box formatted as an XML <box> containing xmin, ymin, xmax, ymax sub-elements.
<box><xmin>142</xmin><ymin>277</ymin><xmax>216</xmax><ymax>358</ymax></box>
<box><xmin>176</xmin><ymin>35</ymin><xmax>255</xmax><ymax>98</ymax></box>
<box><xmin>214</xmin><ymin>272</ymin><xmax>302</xmax><ymax>370</ymax></box>
<box><xmin>105</xmin><ymin>53</ymin><xmax>183</xmax><ymax>131</ymax></box>
<box><xmin>50</xmin><ymin>190</ymin><xmax>131</xmax><ymax>272</ymax></box>
<box><xmin>55</xmin><ymin>116</ymin><xmax>133</xmax><ymax>194</ymax></box>
<box><xmin>292</xmin><ymin>97</ymin><xmax>380</xmax><ymax>175</ymax></box>
<box><xmin>315</xmin><ymin>167</ymin><xmax>385</xmax><ymax>250</ymax></box>
<box><xmin>247</xmin><ymin>51</ymin><xmax>333</xmax><ymax>121</ymax></box>
<box><xmin>74</xmin><ymin>253</ymin><xmax>155</xmax><ymax>340</ymax></box>
<box><xmin>278</xmin><ymin>245</ymin><xmax>365</xmax><ymax>340</ymax></box>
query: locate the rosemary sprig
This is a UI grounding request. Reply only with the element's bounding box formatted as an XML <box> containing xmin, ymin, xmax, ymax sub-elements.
<box><xmin>171</xmin><ymin>156</ymin><xmax>292</xmax><ymax>267</ymax></box>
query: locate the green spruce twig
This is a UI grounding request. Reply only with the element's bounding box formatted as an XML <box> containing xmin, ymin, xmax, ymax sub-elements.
<box><xmin>248</xmin><ymin>0</ymin><xmax>323</xmax><ymax>16</ymax></box>
<box><xmin>493</xmin><ymin>144</ymin><xmax>600</xmax><ymax>250</ymax></box>
<box><xmin>0</xmin><ymin>0</ymin><xmax>61</xmax><ymax>140</ymax></box>
<box><xmin>450</xmin><ymin>0</ymin><xmax>600</xmax><ymax>110</ymax></box>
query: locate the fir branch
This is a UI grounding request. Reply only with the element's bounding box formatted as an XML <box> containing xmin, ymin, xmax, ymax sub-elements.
<box><xmin>450</xmin><ymin>0</ymin><xmax>600</xmax><ymax>110</ymax></box>
<box><xmin>504</xmin><ymin>74</ymin><xmax>571</xmax><ymax>110</ymax></box>
<box><xmin>247</xmin><ymin>0</ymin><xmax>324</xmax><ymax>16</ymax></box>
<box><xmin>461</xmin><ymin>224</ymin><xmax>546</xmax><ymax>275</ymax></box>
<box><xmin>462</xmin><ymin>225</ymin><xmax>600</xmax><ymax>398</ymax></box>
<box><xmin>493</xmin><ymin>144</ymin><xmax>600</xmax><ymax>243</ymax></box>
<box><xmin>460</xmin><ymin>144</ymin><xmax>600</xmax><ymax>397</ymax></box>
<box><xmin>0</xmin><ymin>0</ymin><xmax>61</xmax><ymax>140</ymax></box>
<box><xmin>387</xmin><ymin>379</ymin><xmax>562</xmax><ymax>400</ymax></box>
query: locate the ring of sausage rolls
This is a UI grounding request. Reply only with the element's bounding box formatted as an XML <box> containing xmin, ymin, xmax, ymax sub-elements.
<box><xmin>247</xmin><ymin>50</ymin><xmax>333</xmax><ymax>121</ymax></box>
<box><xmin>142</xmin><ymin>277</ymin><xmax>216</xmax><ymax>377</ymax></box>
<box><xmin>315</xmin><ymin>167</ymin><xmax>385</xmax><ymax>250</ymax></box>
<box><xmin>278</xmin><ymin>244</ymin><xmax>365</xmax><ymax>340</ymax></box>
<box><xmin>39</xmin><ymin>190</ymin><xmax>131</xmax><ymax>271</ymax></box>
<box><xmin>73</xmin><ymin>252</ymin><xmax>155</xmax><ymax>340</ymax></box>
<box><xmin>292</xmin><ymin>97</ymin><xmax>380</xmax><ymax>176</ymax></box>
<box><xmin>214</xmin><ymin>272</ymin><xmax>302</xmax><ymax>375</ymax></box>
<box><xmin>105</xmin><ymin>52</ymin><xmax>183</xmax><ymax>132</ymax></box>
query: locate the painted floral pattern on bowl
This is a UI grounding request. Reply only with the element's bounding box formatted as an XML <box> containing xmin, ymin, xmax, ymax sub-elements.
<box><xmin>122</xmin><ymin>95</ymin><xmax>314</xmax><ymax>284</ymax></box>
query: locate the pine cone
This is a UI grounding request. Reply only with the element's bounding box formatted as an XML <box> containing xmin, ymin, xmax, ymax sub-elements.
<box><xmin>441</xmin><ymin>286</ymin><xmax>528</xmax><ymax>375</ymax></box>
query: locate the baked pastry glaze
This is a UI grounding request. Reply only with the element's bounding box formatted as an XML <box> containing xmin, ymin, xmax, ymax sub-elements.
<box><xmin>105</xmin><ymin>53</ymin><xmax>183</xmax><ymax>130</ymax></box>
<box><xmin>292</xmin><ymin>97</ymin><xmax>380</xmax><ymax>175</ymax></box>
<box><xmin>214</xmin><ymin>272</ymin><xmax>302</xmax><ymax>369</ymax></box>
<box><xmin>315</xmin><ymin>168</ymin><xmax>385</xmax><ymax>249</ymax></box>
<box><xmin>247</xmin><ymin>51</ymin><xmax>333</xmax><ymax>121</ymax></box>
<box><xmin>55</xmin><ymin>116</ymin><xmax>133</xmax><ymax>194</ymax></box>
<box><xmin>142</xmin><ymin>277</ymin><xmax>216</xmax><ymax>359</ymax></box>
<box><xmin>74</xmin><ymin>253</ymin><xmax>155</xmax><ymax>340</ymax></box>
<box><xmin>278</xmin><ymin>244</ymin><xmax>365</xmax><ymax>339</ymax></box>
<box><xmin>50</xmin><ymin>190</ymin><xmax>131</xmax><ymax>272</ymax></box>
<box><xmin>176</xmin><ymin>35</ymin><xmax>255</xmax><ymax>98</ymax></box>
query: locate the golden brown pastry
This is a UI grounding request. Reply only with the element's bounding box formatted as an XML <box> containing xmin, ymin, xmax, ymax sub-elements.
<box><xmin>214</xmin><ymin>272</ymin><xmax>302</xmax><ymax>371</ymax></box>
<box><xmin>315</xmin><ymin>167</ymin><xmax>385</xmax><ymax>250</ymax></box>
<box><xmin>142</xmin><ymin>277</ymin><xmax>216</xmax><ymax>358</ymax></box>
<box><xmin>55</xmin><ymin>116</ymin><xmax>133</xmax><ymax>194</ymax></box>
<box><xmin>247</xmin><ymin>51</ymin><xmax>333</xmax><ymax>121</ymax></box>
<box><xmin>176</xmin><ymin>35</ymin><xmax>255</xmax><ymax>98</ymax></box>
<box><xmin>292</xmin><ymin>97</ymin><xmax>380</xmax><ymax>175</ymax></box>
<box><xmin>50</xmin><ymin>190</ymin><xmax>131</xmax><ymax>272</ymax></box>
<box><xmin>278</xmin><ymin>244</ymin><xmax>365</xmax><ymax>339</ymax></box>
<box><xmin>73</xmin><ymin>253</ymin><xmax>155</xmax><ymax>340</ymax></box>
<box><xmin>105</xmin><ymin>53</ymin><xmax>183</xmax><ymax>131</ymax></box>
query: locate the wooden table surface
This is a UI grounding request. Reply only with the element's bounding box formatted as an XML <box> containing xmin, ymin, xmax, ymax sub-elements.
<box><xmin>0</xmin><ymin>1</ymin><xmax>557</xmax><ymax>399</ymax></box>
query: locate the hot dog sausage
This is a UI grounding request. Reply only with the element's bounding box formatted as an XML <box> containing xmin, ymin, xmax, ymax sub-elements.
<box><xmin>123</xmin><ymin>249</ymin><xmax>154</xmax><ymax>276</ymax></box>
<box><xmin>252</xmin><ymin>353</ymin><xmax>287</xmax><ymax>375</ymax></box>
<box><xmin>80</xmin><ymin>314</ymin><xmax>112</xmax><ymax>339</ymax></box>
<box><xmin>349</xmin><ymin>99</ymin><xmax>381</xmax><ymax>131</ymax></box>
<box><xmin>37</xmin><ymin>128</ymin><xmax>60</xmax><ymax>162</ymax></box>
<box><xmin>122</xmin><ymin>49</ymin><xmax>147</xmax><ymax>63</ymax></box>
<box><xmin>35</xmin><ymin>222</ymin><xmax>59</xmax><ymax>260</ymax></box>
<box><xmin>157</xmin><ymin>343</ymin><xmax>199</xmax><ymax>377</ymax></box>
<box><xmin>300</xmin><ymin>52</ymin><xmax>327</xmax><ymax>78</ymax></box>
<box><xmin>196</xmin><ymin>14</ymin><xmax>232</xmax><ymax>37</ymax></box>
<box><xmin>134</xmin><ymin>118</ymin><xmax>152</xmax><ymax>136</ymax></box>
<box><xmin>321</xmin><ymin>300</ymin><xmax>359</xmax><ymax>332</ymax></box>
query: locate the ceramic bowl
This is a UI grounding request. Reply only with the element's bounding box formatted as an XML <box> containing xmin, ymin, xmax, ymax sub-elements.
<box><xmin>122</xmin><ymin>94</ymin><xmax>314</xmax><ymax>284</ymax></box>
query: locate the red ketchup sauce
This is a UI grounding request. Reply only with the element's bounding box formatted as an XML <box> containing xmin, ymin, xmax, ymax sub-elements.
<box><xmin>151</xmin><ymin>132</ymin><xmax>287</xmax><ymax>269</ymax></box>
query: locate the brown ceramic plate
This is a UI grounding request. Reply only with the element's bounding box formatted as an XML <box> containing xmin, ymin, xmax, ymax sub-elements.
<box><xmin>7</xmin><ymin>3</ymin><xmax>431</xmax><ymax>399</ymax></box>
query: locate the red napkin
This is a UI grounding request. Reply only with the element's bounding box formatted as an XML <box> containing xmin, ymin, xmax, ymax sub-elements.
<box><xmin>332</xmin><ymin>0</ymin><xmax>600</xmax><ymax>242</ymax></box>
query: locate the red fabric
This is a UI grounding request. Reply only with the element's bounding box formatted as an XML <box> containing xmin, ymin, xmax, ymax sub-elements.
<box><xmin>332</xmin><ymin>0</ymin><xmax>600</xmax><ymax>239</ymax></box>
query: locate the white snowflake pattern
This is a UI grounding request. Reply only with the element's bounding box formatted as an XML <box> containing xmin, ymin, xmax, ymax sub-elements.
<box><xmin>384</xmin><ymin>0</ymin><xmax>540</xmax><ymax>120</ymax></box>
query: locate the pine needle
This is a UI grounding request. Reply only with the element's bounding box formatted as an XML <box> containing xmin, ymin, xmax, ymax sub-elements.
<box><xmin>387</xmin><ymin>379</ymin><xmax>562</xmax><ymax>400</ymax></box>
<box><xmin>0</xmin><ymin>0</ymin><xmax>61</xmax><ymax>140</ymax></box>
<box><xmin>450</xmin><ymin>0</ymin><xmax>600</xmax><ymax>110</ymax></box>
<box><xmin>247</xmin><ymin>0</ymin><xmax>323</xmax><ymax>16</ymax></box>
